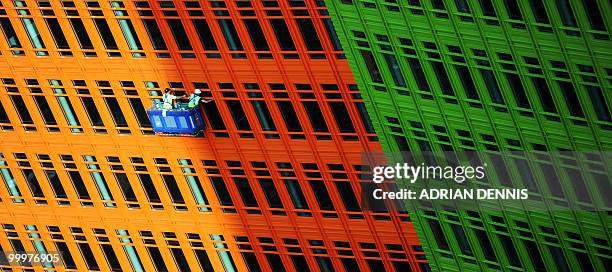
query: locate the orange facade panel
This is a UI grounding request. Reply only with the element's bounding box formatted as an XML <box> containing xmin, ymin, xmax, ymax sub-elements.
<box><xmin>0</xmin><ymin>0</ymin><xmax>425</xmax><ymax>271</ymax></box>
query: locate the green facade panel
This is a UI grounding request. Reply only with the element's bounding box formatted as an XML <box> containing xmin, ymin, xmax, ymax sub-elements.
<box><xmin>324</xmin><ymin>0</ymin><xmax>611</xmax><ymax>271</ymax></box>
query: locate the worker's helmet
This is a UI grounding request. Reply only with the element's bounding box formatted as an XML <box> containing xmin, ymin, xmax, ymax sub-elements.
<box><xmin>164</xmin><ymin>88</ymin><xmax>171</xmax><ymax>93</ymax></box>
<box><xmin>194</xmin><ymin>89</ymin><xmax>202</xmax><ymax>94</ymax></box>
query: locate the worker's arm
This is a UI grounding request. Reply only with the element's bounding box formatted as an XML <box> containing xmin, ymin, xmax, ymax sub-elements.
<box><xmin>201</xmin><ymin>99</ymin><xmax>214</xmax><ymax>104</ymax></box>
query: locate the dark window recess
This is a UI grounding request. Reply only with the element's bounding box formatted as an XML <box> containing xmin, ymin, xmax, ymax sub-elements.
<box><xmin>538</xmin><ymin>164</ymin><xmax>564</xmax><ymax>198</ymax></box>
<box><xmin>138</xmin><ymin>173</ymin><xmax>161</xmax><ymax>203</ymax></box>
<box><xmin>302</xmin><ymin>101</ymin><xmax>329</xmax><ymax>132</ymax></box>
<box><xmin>243</xmin><ymin>19</ymin><xmax>269</xmax><ymax>51</ymax></box>
<box><xmin>431</xmin><ymin>61</ymin><xmax>455</xmax><ymax>96</ymax></box>
<box><xmin>335</xmin><ymin>182</ymin><xmax>360</xmax><ymax>211</ymax></box>
<box><xmin>147</xmin><ymin>247</ymin><xmax>169</xmax><ymax>272</ymax></box>
<box><xmin>309</xmin><ymin>181</ymin><xmax>335</xmax><ymax>211</ymax></box>
<box><xmin>68</xmin><ymin>171</ymin><xmax>90</xmax><ymax>199</ymax></box>
<box><xmin>78</xmin><ymin>244</ymin><xmax>100</xmax><ymax>270</ymax></box>
<box><xmin>455</xmin><ymin>66</ymin><xmax>480</xmax><ymax>100</ymax></box>
<box><xmin>81</xmin><ymin>97</ymin><xmax>104</xmax><ymax>126</ymax></box>
<box><xmin>128</xmin><ymin>98</ymin><xmax>151</xmax><ymax>127</ymax></box>
<box><xmin>367</xmin><ymin>260</ymin><xmax>384</xmax><ymax>272</ymax></box>
<box><xmin>104</xmin><ymin>97</ymin><xmax>128</xmax><ymax>127</ymax></box>
<box><xmin>480</xmin><ymin>69</ymin><xmax>504</xmax><ymax>104</ymax></box>
<box><xmin>296</xmin><ymin>19</ymin><xmax>323</xmax><ymax>51</ymax></box>
<box><xmin>529</xmin><ymin>0</ymin><xmax>550</xmax><ymax>23</ymax></box>
<box><xmin>202</xmin><ymin>102</ymin><xmax>227</xmax><ymax>130</ymax></box>
<box><xmin>432</xmin><ymin>0</ymin><xmax>446</xmax><ymax>10</ymax></box>
<box><xmin>581</xmin><ymin>0</ymin><xmax>606</xmax><ymax>31</ymax></box>
<box><xmin>355</xmin><ymin>102</ymin><xmax>375</xmax><ymax>133</ymax></box>
<box><xmin>242</xmin><ymin>252</ymin><xmax>262</xmax><ymax>272</ymax></box>
<box><xmin>251</xmin><ymin>101</ymin><xmax>277</xmax><ymax>131</ymax></box>
<box><xmin>407</xmin><ymin>58</ymin><xmax>431</xmax><ymax>92</ymax></box>
<box><xmin>266</xmin><ymin>254</ymin><xmax>287</xmax><ymax>272</ymax></box>
<box><xmin>565</xmin><ymin>168</ymin><xmax>591</xmax><ymax>203</ymax></box>
<box><xmin>383</xmin><ymin>54</ymin><xmax>407</xmax><ymax>87</ymax></box>
<box><xmin>115</xmin><ymin>173</ymin><xmax>137</xmax><ymax>202</ymax></box>
<box><xmin>0</xmin><ymin>101</ymin><xmax>10</xmax><ymax>123</ymax></box>
<box><xmin>0</xmin><ymin>18</ymin><xmax>22</xmax><ymax>48</ymax></box>
<box><xmin>101</xmin><ymin>244</ymin><xmax>123</xmax><ymax>272</ymax></box>
<box><xmin>45</xmin><ymin>18</ymin><xmax>70</xmax><ymax>49</ymax></box>
<box><xmin>360</xmin><ymin>50</ymin><xmax>384</xmax><ymax>83</ymax></box>
<box><xmin>34</xmin><ymin>96</ymin><xmax>57</xmax><ymax>125</ymax></box>
<box><xmin>530</xmin><ymin>77</ymin><xmax>557</xmax><ymax>113</ymax></box>
<box><xmin>69</xmin><ymin>18</ymin><xmax>93</xmax><ymax>49</ymax></box>
<box><xmin>499</xmin><ymin>235</ymin><xmax>522</xmax><ymax>268</ymax></box>
<box><xmin>234</xmin><ymin>178</ymin><xmax>259</xmax><ymax>207</ymax></box>
<box><xmin>450</xmin><ymin>224</ymin><xmax>473</xmax><ymax>256</ymax></box>
<box><xmin>454</xmin><ymin>0</ymin><xmax>471</xmax><ymax>13</ymax></box>
<box><xmin>211</xmin><ymin>176</ymin><xmax>234</xmax><ymax>206</ymax></box>
<box><xmin>290</xmin><ymin>255</ymin><xmax>310</xmax><ymax>272</ymax></box>
<box><xmin>585</xmin><ymin>85</ymin><xmax>611</xmax><ymax>122</ymax></box>
<box><xmin>523</xmin><ymin>240</ymin><xmax>546</xmax><ymax>272</ymax></box>
<box><xmin>474</xmin><ymin>229</ymin><xmax>497</xmax><ymax>261</ymax></box>
<box><xmin>276</xmin><ymin>101</ymin><xmax>303</xmax><ymax>132</ymax></box>
<box><xmin>505</xmin><ymin>73</ymin><xmax>530</xmax><ymax>108</ymax></box>
<box><xmin>167</xmin><ymin>19</ymin><xmax>192</xmax><ymax>50</ymax></box>
<box><xmin>226</xmin><ymin>100</ymin><xmax>252</xmax><ymax>131</ymax></box>
<box><xmin>170</xmin><ymin>248</ymin><xmax>191</xmax><ymax>272</ymax></box>
<box><xmin>575</xmin><ymin>252</ymin><xmax>595</xmax><ymax>272</ymax></box>
<box><xmin>556</xmin><ymin>0</ymin><xmax>578</xmax><ymax>27</ymax></box>
<box><xmin>191</xmin><ymin>19</ymin><xmax>218</xmax><ymax>50</ymax></box>
<box><xmin>270</xmin><ymin>19</ymin><xmax>296</xmax><ymax>51</ymax></box>
<box><xmin>316</xmin><ymin>256</ymin><xmax>335</xmax><ymax>272</ymax></box>
<box><xmin>549</xmin><ymin>246</ymin><xmax>571</xmax><ymax>272</ymax></box>
<box><xmin>93</xmin><ymin>19</ymin><xmax>118</xmax><ymax>50</ymax></box>
<box><xmin>259</xmin><ymin>178</ymin><xmax>284</xmax><ymax>208</ymax></box>
<box><xmin>194</xmin><ymin>249</ymin><xmax>215</xmax><ymax>271</ymax></box>
<box><xmin>10</xmin><ymin>95</ymin><xmax>34</xmax><ymax>124</ymax></box>
<box><xmin>478</xmin><ymin>0</ymin><xmax>497</xmax><ymax>17</ymax></box>
<box><xmin>45</xmin><ymin>170</ymin><xmax>67</xmax><ymax>198</ymax></box>
<box><xmin>119</xmin><ymin>19</ymin><xmax>142</xmax><ymax>50</ymax></box>
<box><xmin>218</xmin><ymin>19</ymin><xmax>244</xmax><ymax>51</ymax></box>
<box><xmin>143</xmin><ymin>19</ymin><xmax>168</xmax><ymax>50</ymax></box>
<box><xmin>428</xmin><ymin>219</ymin><xmax>449</xmax><ymax>250</ymax></box>
<box><xmin>558</xmin><ymin>81</ymin><xmax>584</xmax><ymax>117</ymax></box>
<box><xmin>322</xmin><ymin>18</ymin><xmax>342</xmax><ymax>50</ymax></box>
<box><xmin>55</xmin><ymin>242</ymin><xmax>77</xmax><ymax>269</ymax></box>
<box><xmin>162</xmin><ymin>175</ymin><xmax>184</xmax><ymax>204</ymax></box>
<box><xmin>503</xmin><ymin>0</ymin><xmax>523</xmax><ymax>20</ymax></box>
<box><xmin>284</xmin><ymin>180</ymin><xmax>309</xmax><ymax>209</ymax></box>
<box><xmin>341</xmin><ymin>259</ymin><xmax>360</xmax><ymax>272</ymax></box>
<box><xmin>329</xmin><ymin>102</ymin><xmax>356</xmax><ymax>133</ymax></box>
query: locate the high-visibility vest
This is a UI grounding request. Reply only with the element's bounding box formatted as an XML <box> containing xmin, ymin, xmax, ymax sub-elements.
<box><xmin>188</xmin><ymin>95</ymin><xmax>201</xmax><ymax>108</ymax></box>
<box><xmin>162</xmin><ymin>93</ymin><xmax>175</xmax><ymax>109</ymax></box>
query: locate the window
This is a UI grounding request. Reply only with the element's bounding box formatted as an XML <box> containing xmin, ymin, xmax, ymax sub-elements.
<box><xmin>52</xmin><ymin>82</ymin><xmax>82</xmax><ymax>132</ymax></box>
<box><xmin>192</xmin><ymin>19</ymin><xmax>218</xmax><ymax>50</ymax></box>
<box><xmin>81</xmin><ymin>97</ymin><xmax>105</xmax><ymax>126</ymax></box>
<box><xmin>138</xmin><ymin>173</ymin><xmax>161</xmax><ymax>203</ymax></box>
<box><xmin>243</xmin><ymin>19</ymin><xmax>269</xmax><ymax>51</ymax></box>
<box><xmin>428</xmin><ymin>219</ymin><xmax>449</xmax><ymax>250</ymax></box>
<box><xmin>283</xmin><ymin>180</ymin><xmax>309</xmax><ymax>209</ymax></box>
<box><xmin>478</xmin><ymin>0</ymin><xmax>496</xmax><ymax>17</ymax></box>
<box><xmin>360</xmin><ymin>50</ymin><xmax>384</xmax><ymax>84</ymax></box>
<box><xmin>296</xmin><ymin>19</ymin><xmax>323</xmax><ymax>51</ymax></box>
<box><xmin>450</xmin><ymin>224</ymin><xmax>473</xmax><ymax>256</ymax></box>
<box><xmin>556</xmin><ymin>0</ymin><xmax>578</xmax><ymax>27</ymax></box>
<box><xmin>234</xmin><ymin>177</ymin><xmax>259</xmax><ymax>207</ymax></box>
<box><xmin>407</xmin><ymin>58</ymin><xmax>431</xmax><ymax>92</ymax></box>
<box><xmin>251</xmin><ymin>101</ymin><xmax>277</xmax><ymax>131</ymax></box>
<box><xmin>94</xmin><ymin>19</ymin><xmax>118</xmax><ymax>50</ymax></box>
<box><xmin>431</xmin><ymin>61</ymin><xmax>454</xmax><ymax>96</ymax></box>
<box><xmin>0</xmin><ymin>18</ymin><xmax>22</xmax><ymax>48</ymax></box>
<box><xmin>581</xmin><ymin>0</ymin><xmax>606</xmax><ymax>31</ymax></box>
<box><xmin>503</xmin><ymin>0</ymin><xmax>523</xmax><ymax>20</ymax></box>
<box><xmin>202</xmin><ymin>101</ymin><xmax>227</xmax><ymax>130</ymax></box>
<box><xmin>523</xmin><ymin>240</ymin><xmax>546</xmax><ymax>272</ymax></box>
<box><xmin>309</xmin><ymin>181</ymin><xmax>335</xmax><ymax>211</ymax></box>
<box><xmin>585</xmin><ymin>85</ymin><xmax>611</xmax><ymax>121</ymax></box>
<box><xmin>44</xmin><ymin>18</ymin><xmax>70</xmax><ymax>49</ymax></box>
<box><xmin>69</xmin><ymin>18</ymin><xmax>94</xmax><ymax>49</ymax></box>
<box><xmin>549</xmin><ymin>246</ymin><xmax>571</xmax><ymax>272</ymax></box>
<box><xmin>335</xmin><ymin>182</ymin><xmax>360</xmax><ymax>211</ymax></box>
<box><xmin>276</xmin><ymin>101</ymin><xmax>302</xmax><ymax>132</ymax></box>
<box><xmin>104</xmin><ymin>97</ymin><xmax>129</xmax><ymax>127</ymax></box>
<box><xmin>167</xmin><ymin>19</ymin><xmax>192</xmax><ymax>50</ymax></box>
<box><xmin>323</xmin><ymin>19</ymin><xmax>342</xmax><ymax>51</ymax></box>
<box><xmin>528</xmin><ymin>0</ymin><xmax>550</xmax><ymax>23</ymax></box>
<box><xmin>302</xmin><ymin>101</ymin><xmax>329</xmax><ymax>132</ymax></box>
<box><xmin>474</xmin><ymin>229</ymin><xmax>497</xmax><ymax>261</ymax></box>
<box><xmin>226</xmin><ymin>100</ymin><xmax>252</xmax><ymax>131</ymax></box>
<box><xmin>143</xmin><ymin>19</ymin><xmax>168</xmax><ymax>50</ymax></box>
<box><xmin>455</xmin><ymin>66</ymin><xmax>480</xmax><ymax>100</ymax></box>
<box><xmin>505</xmin><ymin>73</ymin><xmax>530</xmax><ymax>108</ymax></box>
<box><xmin>211</xmin><ymin>176</ymin><xmax>234</xmax><ymax>207</ymax></box>
<box><xmin>77</xmin><ymin>243</ymin><xmax>100</xmax><ymax>270</ymax></box>
<box><xmin>170</xmin><ymin>248</ymin><xmax>191</xmax><ymax>272</ymax></box>
<box><xmin>19</xmin><ymin>15</ymin><xmax>47</xmax><ymax>54</ymax></box>
<box><xmin>383</xmin><ymin>54</ymin><xmax>407</xmax><ymax>87</ymax></box>
<box><xmin>355</xmin><ymin>102</ymin><xmax>375</xmax><ymax>133</ymax></box>
<box><xmin>10</xmin><ymin>95</ymin><xmax>34</xmax><ymax>124</ymax></box>
<box><xmin>68</xmin><ymin>171</ymin><xmax>90</xmax><ymax>200</ymax></box>
<box><xmin>101</xmin><ymin>244</ymin><xmax>123</xmax><ymax>271</ymax></box>
<box><xmin>328</xmin><ymin>102</ymin><xmax>355</xmax><ymax>133</ymax></box>
<box><xmin>147</xmin><ymin>247</ymin><xmax>169</xmax><ymax>272</ymax></box>
<box><xmin>218</xmin><ymin>19</ymin><xmax>244</xmax><ymax>51</ymax></box>
<box><xmin>115</xmin><ymin>173</ymin><xmax>137</xmax><ymax>202</ymax></box>
<box><xmin>531</xmin><ymin>77</ymin><xmax>557</xmax><ymax>113</ymax></box>
<box><xmin>270</xmin><ymin>19</ymin><xmax>296</xmax><ymax>51</ymax></box>
<box><xmin>55</xmin><ymin>242</ymin><xmax>77</xmax><ymax>269</ymax></box>
<box><xmin>454</xmin><ymin>0</ymin><xmax>471</xmax><ymax>13</ymax></box>
<box><xmin>162</xmin><ymin>175</ymin><xmax>185</xmax><ymax>204</ymax></box>
<box><xmin>117</xmin><ymin>18</ymin><xmax>143</xmax><ymax>51</ymax></box>
<box><xmin>558</xmin><ymin>81</ymin><xmax>583</xmax><ymax>117</ymax></box>
<box><xmin>194</xmin><ymin>249</ymin><xmax>215</xmax><ymax>271</ymax></box>
<box><xmin>45</xmin><ymin>170</ymin><xmax>67</xmax><ymax>199</ymax></box>
<box><xmin>480</xmin><ymin>69</ymin><xmax>504</xmax><ymax>104</ymax></box>
<box><xmin>33</xmin><ymin>96</ymin><xmax>58</xmax><ymax>126</ymax></box>
<box><xmin>499</xmin><ymin>235</ymin><xmax>522</xmax><ymax>268</ymax></box>
<box><xmin>0</xmin><ymin>100</ymin><xmax>11</xmax><ymax>124</ymax></box>
<box><xmin>258</xmin><ymin>178</ymin><xmax>283</xmax><ymax>209</ymax></box>
<box><xmin>128</xmin><ymin>98</ymin><xmax>152</xmax><ymax>128</ymax></box>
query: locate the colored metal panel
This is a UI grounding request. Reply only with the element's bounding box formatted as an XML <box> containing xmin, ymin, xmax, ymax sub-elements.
<box><xmin>324</xmin><ymin>0</ymin><xmax>611</xmax><ymax>271</ymax></box>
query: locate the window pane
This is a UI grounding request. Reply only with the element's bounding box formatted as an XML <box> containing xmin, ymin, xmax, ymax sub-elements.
<box><xmin>309</xmin><ymin>181</ymin><xmax>334</xmax><ymax>210</ymax></box>
<box><xmin>322</xmin><ymin>18</ymin><xmax>342</xmax><ymax>50</ymax></box>
<box><xmin>211</xmin><ymin>176</ymin><xmax>234</xmax><ymax>206</ymax></box>
<box><xmin>218</xmin><ymin>19</ymin><xmax>244</xmax><ymax>51</ymax></box>
<box><xmin>202</xmin><ymin>102</ymin><xmax>227</xmax><ymax>130</ymax></box>
<box><xmin>143</xmin><ymin>19</ymin><xmax>167</xmax><ymax>50</ymax></box>
<box><xmin>383</xmin><ymin>54</ymin><xmax>406</xmax><ymax>87</ymax></box>
<box><xmin>531</xmin><ymin>77</ymin><xmax>556</xmax><ymax>113</ymax></box>
<box><xmin>45</xmin><ymin>18</ymin><xmax>70</xmax><ymax>49</ymax></box>
<box><xmin>138</xmin><ymin>173</ymin><xmax>161</xmax><ymax>203</ymax></box>
<box><xmin>302</xmin><ymin>101</ymin><xmax>329</xmax><ymax>132</ymax></box>
<box><xmin>0</xmin><ymin>18</ymin><xmax>22</xmax><ymax>48</ymax></box>
<box><xmin>558</xmin><ymin>81</ymin><xmax>584</xmax><ymax>117</ymax></box>
<box><xmin>431</xmin><ymin>61</ymin><xmax>454</xmax><ymax>96</ymax></box>
<box><xmin>115</xmin><ymin>173</ymin><xmax>137</xmax><ymax>202</ymax></box>
<box><xmin>585</xmin><ymin>85</ymin><xmax>611</xmax><ymax>121</ymax></box>
<box><xmin>505</xmin><ymin>73</ymin><xmax>530</xmax><ymax>108</ymax></box>
<box><xmin>226</xmin><ymin>100</ymin><xmax>251</xmax><ymax>130</ymax></box>
<box><xmin>68</xmin><ymin>171</ymin><xmax>90</xmax><ymax>199</ymax></box>
<box><xmin>360</xmin><ymin>50</ymin><xmax>383</xmax><ymax>83</ymax></box>
<box><xmin>117</xmin><ymin>19</ymin><xmax>143</xmax><ymax>50</ymax></box>
<box><xmin>276</xmin><ymin>101</ymin><xmax>303</xmax><ymax>132</ymax></box>
<box><xmin>94</xmin><ymin>19</ymin><xmax>118</xmax><ymax>50</ymax></box>
<box><xmin>192</xmin><ymin>19</ymin><xmax>218</xmax><ymax>50</ymax></box>
<box><xmin>296</xmin><ymin>19</ymin><xmax>323</xmax><ymax>51</ymax></box>
<box><xmin>408</xmin><ymin>58</ymin><xmax>430</xmax><ymax>92</ymax></box>
<box><xmin>243</xmin><ymin>19</ymin><xmax>269</xmax><ymax>51</ymax></box>
<box><xmin>234</xmin><ymin>177</ymin><xmax>258</xmax><ymax>207</ymax></box>
<box><xmin>167</xmin><ymin>19</ymin><xmax>192</xmax><ymax>50</ymax></box>
<box><xmin>328</xmin><ymin>102</ymin><xmax>355</xmax><ymax>133</ymax></box>
<box><xmin>162</xmin><ymin>175</ymin><xmax>184</xmax><ymax>204</ymax></box>
<box><xmin>104</xmin><ymin>97</ymin><xmax>128</xmax><ymax>126</ymax></box>
<box><xmin>581</xmin><ymin>0</ymin><xmax>606</xmax><ymax>31</ymax></box>
<box><xmin>45</xmin><ymin>170</ymin><xmax>67</xmax><ymax>198</ymax></box>
<box><xmin>259</xmin><ymin>178</ymin><xmax>283</xmax><ymax>208</ymax></box>
<box><xmin>503</xmin><ymin>0</ymin><xmax>523</xmax><ymax>20</ymax></box>
<box><xmin>10</xmin><ymin>95</ymin><xmax>34</xmax><ymax>124</ymax></box>
<box><xmin>69</xmin><ymin>18</ymin><xmax>93</xmax><ymax>49</ymax></box>
<box><xmin>81</xmin><ymin>97</ymin><xmax>104</xmax><ymax>126</ymax></box>
<box><xmin>251</xmin><ymin>101</ymin><xmax>276</xmax><ymax>131</ymax></box>
<box><xmin>455</xmin><ymin>65</ymin><xmax>479</xmax><ymax>100</ymax></box>
<box><xmin>270</xmin><ymin>19</ymin><xmax>296</xmax><ymax>51</ymax></box>
<box><xmin>33</xmin><ymin>96</ymin><xmax>57</xmax><ymax>125</ymax></box>
<box><xmin>479</xmin><ymin>69</ymin><xmax>504</xmax><ymax>104</ymax></box>
<box><xmin>283</xmin><ymin>180</ymin><xmax>309</xmax><ymax>209</ymax></box>
<box><xmin>128</xmin><ymin>98</ymin><xmax>151</xmax><ymax>127</ymax></box>
<box><xmin>556</xmin><ymin>0</ymin><xmax>578</xmax><ymax>27</ymax></box>
<box><xmin>334</xmin><ymin>182</ymin><xmax>360</xmax><ymax>211</ymax></box>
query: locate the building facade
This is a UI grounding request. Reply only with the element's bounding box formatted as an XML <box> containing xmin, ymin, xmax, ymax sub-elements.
<box><xmin>324</xmin><ymin>0</ymin><xmax>611</xmax><ymax>271</ymax></box>
<box><xmin>0</xmin><ymin>0</ymin><xmax>426</xmax><ymax>271</ymax></box>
